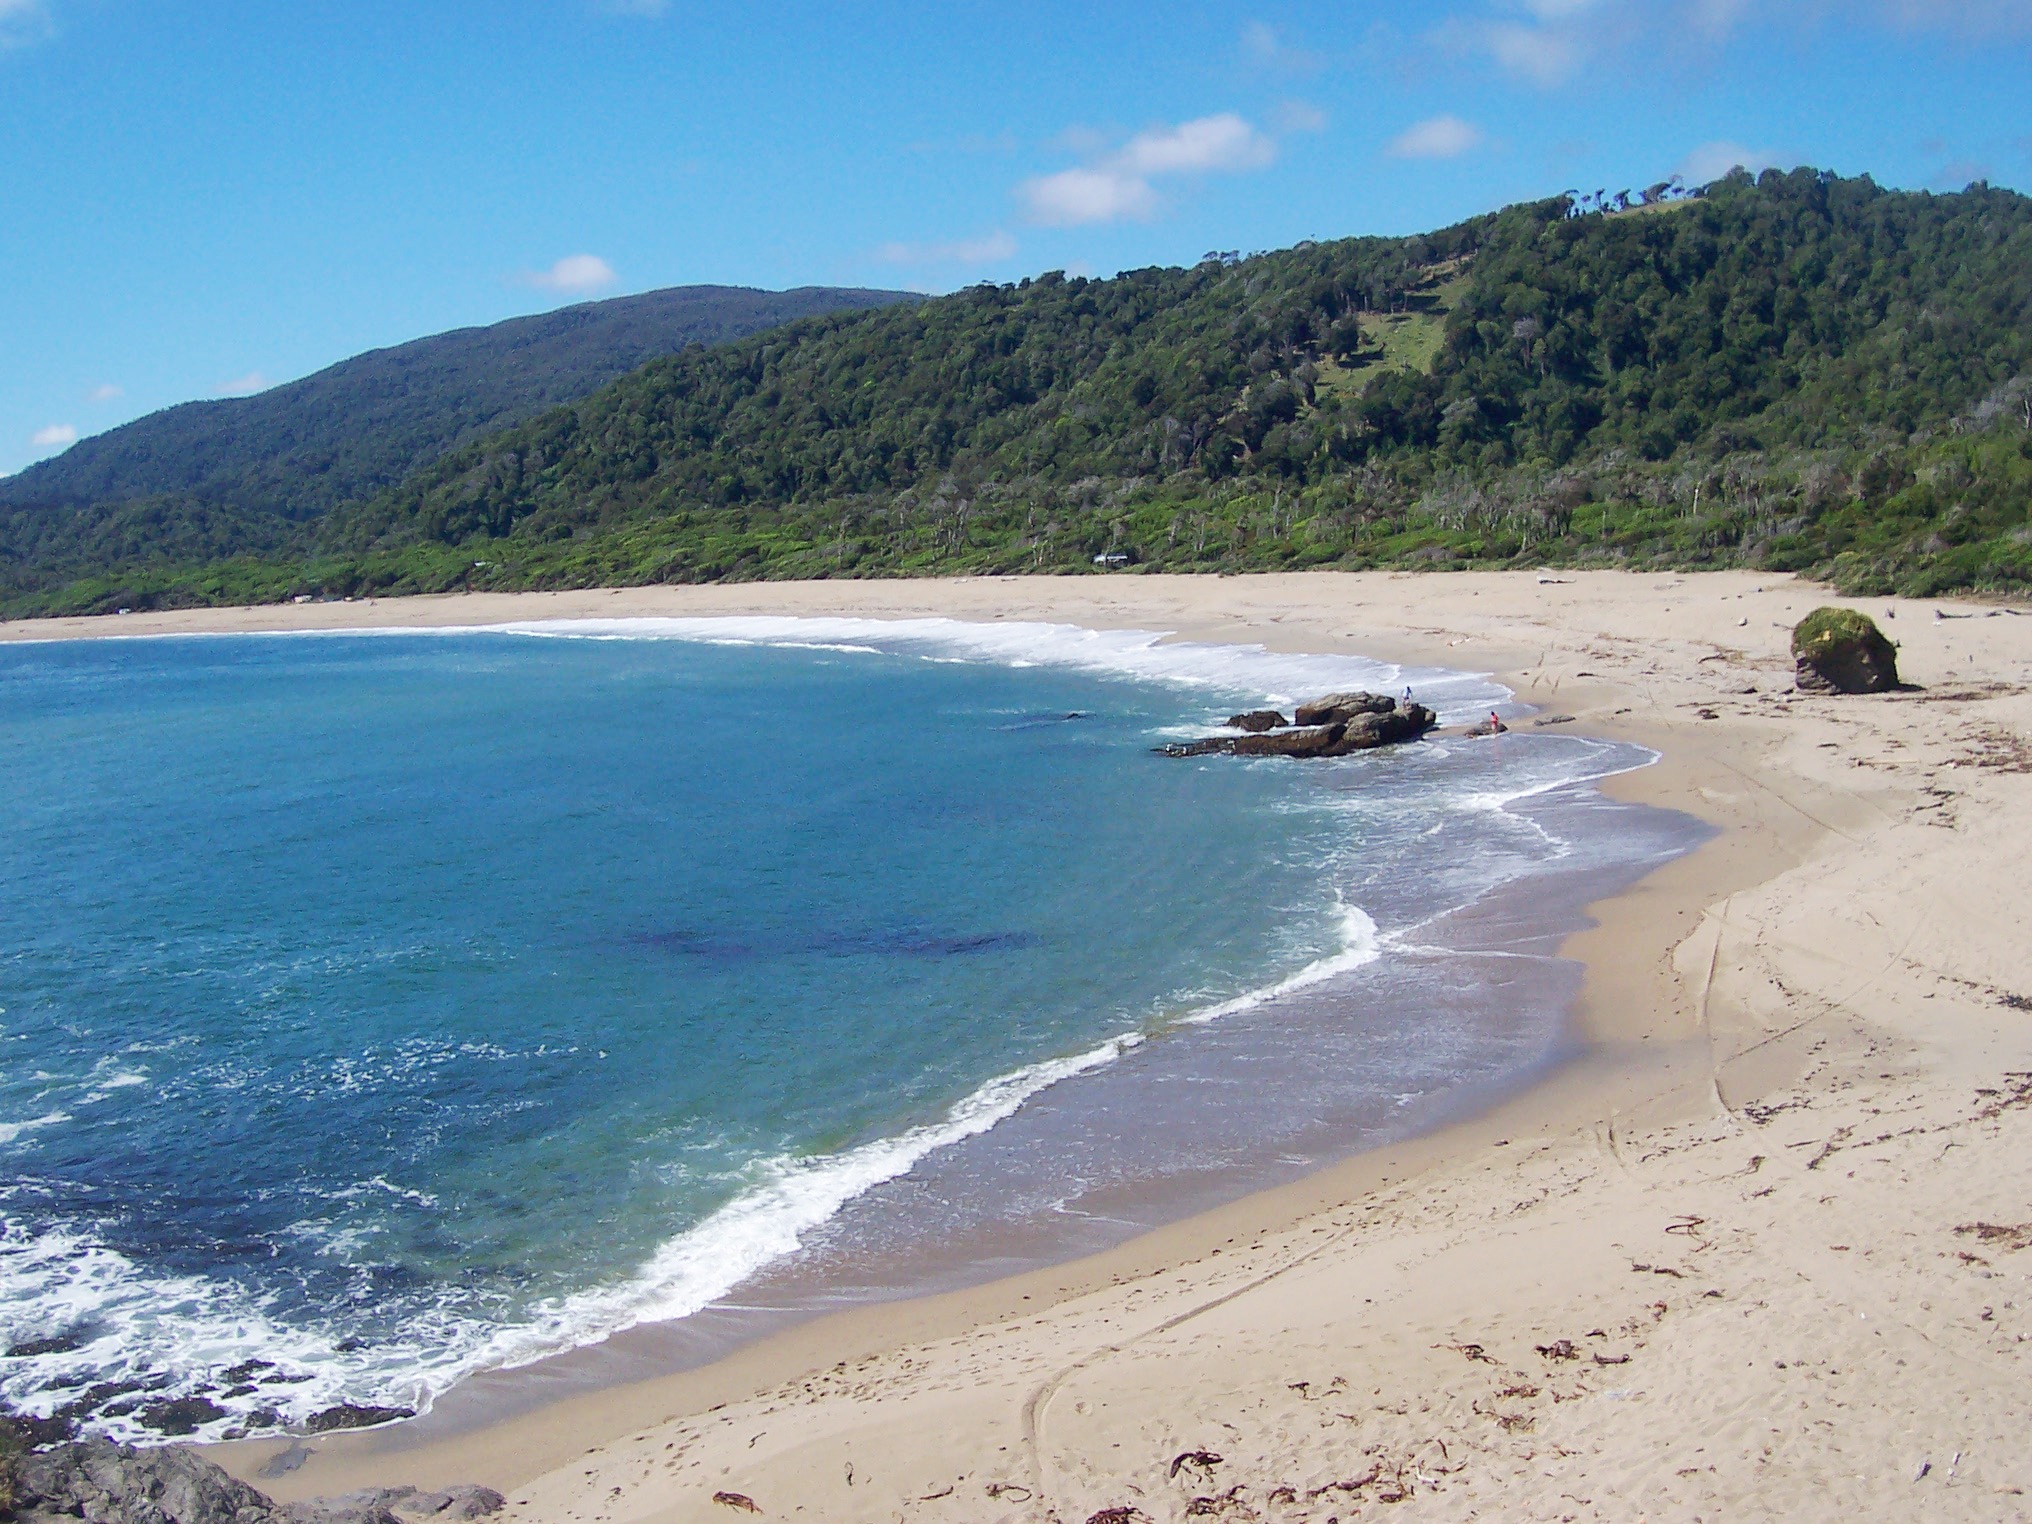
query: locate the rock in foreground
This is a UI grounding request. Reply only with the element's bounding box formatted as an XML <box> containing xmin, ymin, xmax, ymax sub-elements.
<box><xmin>1792</xmin><ymin>606</ymin><xmax>1900</xmax><ymax>693</ymax></box>
<box><xmin>1163</xmin><ymin>695</ymin><xmax>1436</xmax><ymax>758</ymax></box>
<box><xmin>5</xmin><ymin>1437</ymin><xmax>500</xmax><ymax>1524</ymax></box>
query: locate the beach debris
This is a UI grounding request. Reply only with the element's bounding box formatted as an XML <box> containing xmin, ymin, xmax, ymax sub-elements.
<box><xmin>1307</xmin><ymin>1465</ymin><xmax>1382</xmax><ymax>1498</ymax></box>
<box><xmin>1183</xmin><ymin>1486</ymin><xmax>1246</xmax><ymax>1516</ymax></box>
<box><xmin>712</xmin><ymin>1490</ymin><xmax>762</xmax><ymax>1513</ymax></box>
<box><xmin>1957</xmin><ymin>1221</ymin><xmax>2032</xmax><ymax>1251</ymax></box>
<box><xmin>1436</xmin><ymin>1341</ymin><xmax>1495</xmax><ymax>1363</ymax></box>
<box><xmin>984</xmin><ymin>1482</ymin><xmax>1033</xmax><ymax>1501</ymax></box>
<box><xmin>1534</xmin><ymin>1340</ymin><xmax>1580</xmax><ymax>1361</ymax></box>
<box><xmin>1085</xmin><ymin>1508</ymin><xmax>1148</xmax><ymax>1524</ymax></box>
<box><xmin>1593</xmin><ymin>1353</ymin><xmax>1632</xmax><ymax>1366</ymax></box>
<box><xmin>1161</xmin><ymin>693</ymin><xmax>1436</xmax><ymax>758</ymax></box>
<box><xmin>1532</xmin><ymin>713</ymin><xmax>1577</xmax><ymax>727</ymax></box>
<box><xmin>1792</xmin><ymin>607</ymin><xmax>1901</xmax><ymax>693</ymax></box>
<box><xmin>1169</xmin><ymin>1448</ymin><xmax>1223</xmax><ymax>1479</ymax></box>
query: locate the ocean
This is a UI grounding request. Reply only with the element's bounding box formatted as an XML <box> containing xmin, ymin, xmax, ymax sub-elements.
<box><xmin>0</xmin><ymin>617</ymin><xmax>1699</xmax><ymax>1442</ymax></box>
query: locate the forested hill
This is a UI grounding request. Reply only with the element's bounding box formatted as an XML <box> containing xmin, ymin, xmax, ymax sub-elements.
<box><xmin>0</xmin><ymin>284</ymin><xmax>916</xmax><ymax>587</ymax></box>
<box><xmin>11</xmin><ymin>169</ymin><xmax>2032</xmax><ymax>616</ymax></box>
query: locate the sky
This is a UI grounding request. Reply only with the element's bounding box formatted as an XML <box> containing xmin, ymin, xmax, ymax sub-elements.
<box><xmin>3</xmin><ymin>0</ymin><xmax>2029</xmax><ymax>477</ymax></box>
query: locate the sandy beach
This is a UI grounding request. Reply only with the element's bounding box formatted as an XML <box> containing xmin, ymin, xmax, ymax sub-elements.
<box><xmin>11</xmin><ymin>568</ymin><xmax>2032</xmax><ymax>1522</ymax></box>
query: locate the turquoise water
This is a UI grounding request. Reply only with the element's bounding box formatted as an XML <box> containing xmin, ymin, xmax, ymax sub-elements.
<box><xmin>0</xmin><ymin>618</ymin><xmax>1675</xmax><ymax>1441</ymax></box>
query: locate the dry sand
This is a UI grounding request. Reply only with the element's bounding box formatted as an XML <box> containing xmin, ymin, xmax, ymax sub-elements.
<box><xmin>14</xmin><ymin>569</ymin><xmax>2032</xmax><ymax>1521</ymax></box>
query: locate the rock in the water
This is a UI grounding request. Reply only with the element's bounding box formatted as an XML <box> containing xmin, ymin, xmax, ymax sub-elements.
<box><xmin>1462</xmin><ymin>714</ymin><xmax>1508</xmax><ymax>737</ymax></box>
<box><xmin>1225</xmin><ymin>709</ymin><xmax>1288</xmax><ymax>732</ymax></box>
<box><xmin>1292</xmin><ymin>691</ymin><xmax>1396</xmax><ymax>726</ymax></box>
<box><xmin>1161</xmin><ymin>704</ymin><xmax>1435</xmax><ymax>759</ymax></box>
<box><xmin>1792</xmin><ymin>606</ymin><xmax>1900</xmax><ymax>693</ymax></box>
<box><xmin>15</xmin><ymin>1439</ymin><xmax>279</xmax><ymax>1524</ymax></box>
<box><xmin>302</xmin><ymin>1404</ymin><xmax>414</xmax><ymax>1434</ymax></box>
<box><xmin>138</xmin><ymin>1399</ymin><xmax>231</xmax><ymax>1438</ymax></box>
<box><xmin>1332</xmin><ymin>705</ymin><xmax>1436</xmax><ymax>751</ymax></box>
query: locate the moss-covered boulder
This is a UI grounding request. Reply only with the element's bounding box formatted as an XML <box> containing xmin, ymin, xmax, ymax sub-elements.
<box><xmin>1792</xmin><ymin>607</ymin><xmax>1900</xmax><ymax>693</ymax></box>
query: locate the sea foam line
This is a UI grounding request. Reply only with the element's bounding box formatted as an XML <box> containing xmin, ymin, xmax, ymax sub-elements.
<box><xmin>84</xmin><ymin>614</ymin><xmax>1515</xmax><ymax>727</ymax></box>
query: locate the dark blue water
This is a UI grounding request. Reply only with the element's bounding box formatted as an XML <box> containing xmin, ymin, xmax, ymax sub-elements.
<box><xmin>0</xmin><ymin>618</ymin><xmax>1676</xmax><ymax>1441</ymax></box>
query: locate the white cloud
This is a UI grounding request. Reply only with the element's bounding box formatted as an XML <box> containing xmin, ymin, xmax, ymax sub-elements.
<box><xmin>1272</xmin><ymin>99</ymin><xmax>1329</xmax><ymax>134</ymax></box>
<box><xmin>1021</xmin><ymin>166</ymin><xmax>1161</xmax><ymax>227</ymax></box>
<box><xmin>876</xmin><ymin>230</ymin><xmax>1019</xmax><ymax>266</ymax></box>
<box><xmin>31</xmin><ymin>423</ymin><xmax>76</xmax><ymax>448</ymax></box>
<box><xmin>0</xmin><ymin>0</ymin><xmax>51</xmax><ymax>49</ymax></box>
<box><xmin>1388</xmin><ymin>115</ymin><xmax>1486</xmax><ymax>160</ymax></box>
<box><xmin>522</xmin><ymin>254</ymin><xmax>618</xmax><ymax>293</ymax></box>
<box><xmin>1240</xmin><ymin>20</ymin><xmax>1321</xmax><ymax>71</ymax></box>
<box><xmin>216</xmin><ymin>372</ymin><xmax>272</xmax><ymax>397</ymax></box>
<box><xmin>1679</xmin><ymin>139</ymin><xmax>1781</xmax><ymax>182</ymax></box>
<box><xmin>88</xmin><ymin>382</ymin><xmax>123</xmax><ymax>403</ymax></box>
<box><xmin>1870</xmin><ymin>0</ymin><xmax>2032</xmax><ymax>34</ymax></box>
<box><xmin>1018</xmin><ymin>113</ymin><xmax>1276</xmax><ymax>227</ymax></box>
<box><xmin>1452</xmin><ymin>0</ymin><xmax>2032</xmax><ymax>90</ymax></box>
<box><xmin>1117</xmin><ymin>114</ymin><xmax>1276</xmax><ymax>175</ymax></box>
<box><xmin>1481</xmin><ymin>20</ymin><xmax>1587</xmax><ymax>83</ymax></box>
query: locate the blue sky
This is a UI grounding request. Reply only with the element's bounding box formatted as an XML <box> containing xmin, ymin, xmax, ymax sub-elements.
<box><xmin>3</xmin><ymin>0</ymin><xmax>2028</xmax><ymax>477</ymax></box>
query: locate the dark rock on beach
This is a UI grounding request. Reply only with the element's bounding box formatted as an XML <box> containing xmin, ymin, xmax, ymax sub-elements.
<box><xmin>136</xmin><ymin>1399</ymin><xmax>231</xmax><ymax>1438</ymax></box>
<box><xmin>4</xmin><ymin>1435</ymin><xmax>501</xmax><ymax>1524</ymax></box>
<box><xmin>1792</xmin><ymin>606</ymin><xmax>1900</xmax><ymax>693</ymax></box>
<box><xmin>303</xmin><ymin>1404</ymin><xmax>415</xmax><ymax>1434</ymax></box>
<box><xmin>1225</xmin><ymin>709</ymin><xmax>1288</xmax><ymax>732</ymax></box>
<box><xmin>14</xmin><ymin>1439</ymin><xmax>283</xmax><ymax>1524</ymax></box>
<box><xmin>6</xmin><ymin>1333</ymin><xmax>87</xmax><ymax>1360</ymax></box>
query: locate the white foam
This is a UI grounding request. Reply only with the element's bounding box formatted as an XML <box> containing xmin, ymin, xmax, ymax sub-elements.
<box><xmin>0</xmin><ymin>1112</ymin><xmax>68</xmax><ymax>1146</ymax></box>
<box><xmin>484</xmin><ymin>615</ymin><xmax>1512</xmax><ymax>726</ymax></box>
<box><xmin>1180</xmin><ymin>904</ymin><xmax>1382</xmax><ymax>1027</ymax></box>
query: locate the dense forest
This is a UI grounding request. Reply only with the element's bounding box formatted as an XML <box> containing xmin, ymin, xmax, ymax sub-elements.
<box><xmin>6</xmin><ymin>168</ymin><xmax>2029</xmax><ymax>616</ymax></box>
<box><xmin>0</xmin><ymin>283</ymin><xmax>916</xmax><ymax>599</ymax></box>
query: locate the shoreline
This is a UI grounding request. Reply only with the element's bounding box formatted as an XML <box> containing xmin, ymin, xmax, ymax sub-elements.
<box><xmin>12</xmin><ymin>569</ymin><xmax>2032</xmax><ymax>1519</ymax></box>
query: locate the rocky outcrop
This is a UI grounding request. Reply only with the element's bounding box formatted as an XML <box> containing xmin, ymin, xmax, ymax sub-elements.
<box><xmin>15</xmin><ymin>1441</ymin><xmax>284</xmax><ymax>1524</ymax></box>
<box><xmin>1162</xmin><ymin>696</ymin><xmax>1436</xmax><ymax>758</ymax></box>
<box><xmin>6</xmin><ymin>1439</ymin><xmax>499</xmax><ymax>1524</ymax></box>
<box><xmin>1225</xmin><ymin>709</ymin><xmax>1288</xmax><ymax>732</ymax></box>
<box><xmin>1792</xmin><ymin>606</ymin><xmax>1900</xmax><ymax>693</ymax></box>
<box><xmin>302</xmin><ymin>1405</ymin><xmax>414</xmax><ymax>1435</ymax></box>
<box><xmin>1292</xmin><ymin>692</ymin><xmax>1397</xmax><ymax>726</ymax></box>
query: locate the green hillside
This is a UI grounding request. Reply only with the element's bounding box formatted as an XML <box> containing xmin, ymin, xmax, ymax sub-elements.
<box><xmin>10</xmin><ymin>168</ymin><xmax>2031</xmax><ymax>616</ymax></box>
<box><xmin>0</xmin><ymin>283</ymin><xmax>917</xmax><ymax>600</ymax></box>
